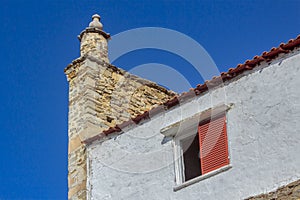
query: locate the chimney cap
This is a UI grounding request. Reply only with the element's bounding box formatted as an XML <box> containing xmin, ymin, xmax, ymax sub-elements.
<box><xmin>89</xmin><ymin>14</ymin><xmax>103</xmax><ymax>29</ymax></box>
<box><xmin>92</xmin><ymin>14</ymin><xmax>100</xmax><ymax>19</ymax></box>
<box><xmin>78</xmin><ymin>14</ymin><xmax>110</xmax><ymax>41</ymax></box>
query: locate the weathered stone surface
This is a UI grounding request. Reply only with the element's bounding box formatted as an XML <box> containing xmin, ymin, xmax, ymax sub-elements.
<box><xmin>68</xmin><ymin>135</ymin><xmax>82</xmax><ymax>153</ymax></box>
<box><xmin>68</xmin><ymin>145</ymin><xmax>87</xmax><ymax>199</ymax></box>
<box><xmin>93</xmin><ymin>66</ymin><xmax>175</xmax><ymax>127</ymax></box>
<box><xmin>65</xmin><ymin>20</ymin><xmax>175</xmax><ymax>199</ymax></box>
<box><xmin>246</xmin><ymin>179</ymin><xmax>300</xmax><ymax>200</ymax></box>
<box><xmin>80</xmin><ymin>32</ymin><xmax>109</xmax><ymax>63</ymax></box>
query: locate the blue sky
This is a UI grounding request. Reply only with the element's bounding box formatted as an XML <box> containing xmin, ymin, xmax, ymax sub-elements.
<box><xmin>0</xmin><ymin>0</ymin><xmax>299</xmax><ymax>199</ymax></box>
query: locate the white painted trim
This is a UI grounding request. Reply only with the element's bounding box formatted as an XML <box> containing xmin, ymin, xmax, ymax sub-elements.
<box><xmin>173</xmin><ymin>140</ymin><xmax>183</xmax><ymax>184</ymax></box>
<box><xmin>160</xmin><ymin>103</ymin><xmax>233</xmax><ymax>137</ymax></box>
<box><xmin>173</xmin><ymin>165</ymin><xmax>232</xmax><ymax>191</ymax></box>
<box><xmin>225</xmin><ymin>111</ymin><xmax>232</xmax><ymax>162</ymax></box>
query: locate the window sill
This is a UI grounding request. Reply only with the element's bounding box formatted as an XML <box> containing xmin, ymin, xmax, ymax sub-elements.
<box><xmin>173</xmin><ymin>165</ymin><xmax>232</xmax><ymax>191</ymax></box>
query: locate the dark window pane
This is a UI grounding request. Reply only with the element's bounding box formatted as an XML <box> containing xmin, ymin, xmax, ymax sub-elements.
<box><xmin>181</xmin><ymin>134</ymin><xmax>202</xmax><ymax>181</ymax></box>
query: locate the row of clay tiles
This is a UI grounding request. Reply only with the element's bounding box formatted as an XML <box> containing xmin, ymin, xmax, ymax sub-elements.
<box><xmin>83</xmin><ymin>34</ymin><xmax>300</xmax><ymax>145</ymax></box>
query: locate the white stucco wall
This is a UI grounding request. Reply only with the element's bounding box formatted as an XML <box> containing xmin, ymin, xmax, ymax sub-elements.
<box><xmin>88</xmin><ymin>49</ymin><xmax>300</xmax><ymax>200</ymax></box>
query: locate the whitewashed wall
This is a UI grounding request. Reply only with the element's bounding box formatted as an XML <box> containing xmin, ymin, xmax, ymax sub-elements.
<box><xmin>88</xmin><ymin>49</ymin><xmax>300</xmax><ymax>200</ymax></box>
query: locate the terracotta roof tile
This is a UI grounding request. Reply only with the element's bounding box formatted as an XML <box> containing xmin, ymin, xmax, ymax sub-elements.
<box><xmin>148</xmin><ymin>104</ymin><xmax>165</xmax><ymax>117</ymax></box>
<box><xmin>83</xmin><ymin>34</ymin><xmax>300</xmax><ymax>145</ymax></box>
<box><xmin>163</xmin><ymin>96</ymin><xmax>179</xmax><ymax>109</ymax></box>
<box><xmin>132</xmin><ymin>111</ymin><xmax>150</xmax><ymax>124</ymax></box>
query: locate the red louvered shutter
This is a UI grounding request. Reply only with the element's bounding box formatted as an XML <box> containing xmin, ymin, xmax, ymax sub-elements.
<box><xmin>198</xmin><ymin>114</ymin><xmax>229</xmax><ymax>175</ymax></box>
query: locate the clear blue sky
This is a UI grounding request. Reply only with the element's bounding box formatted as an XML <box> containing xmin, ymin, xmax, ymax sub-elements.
<box><xmin>0</xmin><ymin>0</ymin><xmax>299</xmax><ymax>199</ymax></box>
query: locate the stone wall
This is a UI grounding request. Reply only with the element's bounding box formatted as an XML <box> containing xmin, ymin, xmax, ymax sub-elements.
<box><xmin>94</xmin><ymin>62</ymin><xmax>175</xmax><ymax>127</ymax></box>
<box><xmin>65</xmin><ymin>55</ymin><xmax>175</xmax><ymax>200</ymax></box>
<box><xmin>65</xmin><ymin>14</ymin><xmax>177</xmax><ymax>200</ymax></box>
<box><xmin>80</xmin><ymin>32</ymin><xmax>109</xmax><ymax>63</ymax></box>
<box><xmin>246</xmin><ymin>179</ymin><xmax>300</xmax><ymax>200</ymax></box>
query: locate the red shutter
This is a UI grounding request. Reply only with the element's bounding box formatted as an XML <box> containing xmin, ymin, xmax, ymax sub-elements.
<box><xmin>198</xmin><ymin>115</ymin><xmax>229</xmax><ymax>175</ymax></box>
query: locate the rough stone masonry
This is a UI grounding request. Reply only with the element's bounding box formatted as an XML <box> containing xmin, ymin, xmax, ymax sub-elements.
<box><xmin>64</xmin><ymin>14</ymin><xmax>175</xmax><ymax>200</ymax></box>
<box><xmin>246</xmin><ymin>179</ymin><xmax>300</xmax><ymax>200</ymax></box>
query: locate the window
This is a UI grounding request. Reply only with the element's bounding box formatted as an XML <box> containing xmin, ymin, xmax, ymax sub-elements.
<box><xmin>181</xmin><ymin>134</ymin><xmax>202</xmax><ymax>181</ymax></box>
<box><xmin>170</xmin><ymin>111</ymin><xmax>231</xmax><ymax>190</ymax></box>
<box><xmin>160</xmin><ymin>104</ymin><xmax>232</xmax><ymax>190</ymax></box>
<box><xmin>178</xmin><ymin>114</ymin><xmax>229</xmax><ymax>181</ymax></box>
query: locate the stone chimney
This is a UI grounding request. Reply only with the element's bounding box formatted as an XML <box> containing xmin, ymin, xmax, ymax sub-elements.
<box><xmin>64</xmin><ymin>14</ymin><xmax>176</xmax><ymax>200</ymax></box>
<box><xmin>78</xmin><ymin>14</ymin><xmax>110</xmax><ymax>62</ymax></box>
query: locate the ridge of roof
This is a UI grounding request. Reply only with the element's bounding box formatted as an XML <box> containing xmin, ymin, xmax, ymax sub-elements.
<box><xmin>83</xmin><ymin>34</ymin><xmax>300</xmax><ymax>145</ymax></box>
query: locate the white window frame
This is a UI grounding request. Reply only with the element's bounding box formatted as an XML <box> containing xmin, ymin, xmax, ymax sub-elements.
<box><xmin>173</xmin><ymin>126</ymin><xmax>199</xmax><ymax>185</ymax></box>
<box><xmin>161</xmin><ymin>104</ymin><xmax>233</xmax><ymax>191</ymax></box>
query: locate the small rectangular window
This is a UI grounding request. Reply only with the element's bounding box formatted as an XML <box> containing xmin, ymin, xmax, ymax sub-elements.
<box><xmin>173</xmin><ymin>113</ymin><xmax>230</xmax><ymax>187</ymax></box>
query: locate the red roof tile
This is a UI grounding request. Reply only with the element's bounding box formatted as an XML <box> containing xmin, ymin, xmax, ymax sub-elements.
<box><xmin>83</xmin><ymin>34</ymin><xmax>300</xmax><ymax>145</ymax></box>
